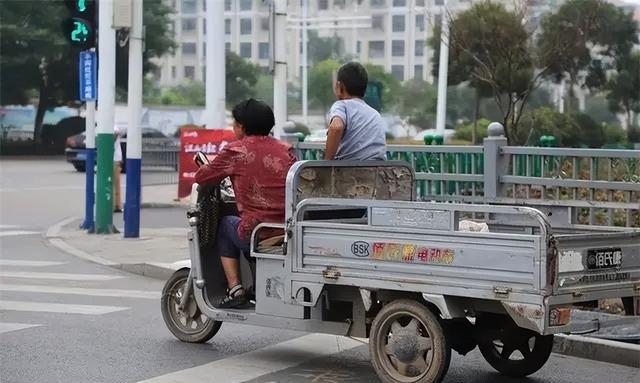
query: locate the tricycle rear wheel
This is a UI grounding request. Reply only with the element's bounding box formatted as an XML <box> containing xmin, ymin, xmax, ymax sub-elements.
<box><xmin>369</xmin><ymin>299</ymin><xmax>451</xmax><ymax>383</ymax></box>
<box><xmin>161</xmin><ymin>268</ymin><xmax>222</xmax><ymax>343</ymax></box>
<box><xmin>477</xmin><ymin>316</ymin><xmax>553</xmax><ymax>377</ymax></box>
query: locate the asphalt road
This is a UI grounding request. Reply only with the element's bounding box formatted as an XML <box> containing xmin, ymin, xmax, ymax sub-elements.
<box><xmin>1</xmin><ymin>158</ymin><xmax>639</xmax><ymax>383</ymax></box>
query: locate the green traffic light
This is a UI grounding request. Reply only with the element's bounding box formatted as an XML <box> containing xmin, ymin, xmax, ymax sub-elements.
<box><xmin>71</xmin><ymin>20</ymin><xmax>89</xmax><ymax>42</ymax></box>
<box><xmin>78</xmin><ymin>0</ymin><xmax>87</xmax><ymax>12</ymax></box>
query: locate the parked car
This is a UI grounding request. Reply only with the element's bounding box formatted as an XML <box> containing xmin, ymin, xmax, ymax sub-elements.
<box><xmin>65</xmin><ymin>127</ymin><xmax>179</xmax><ymax>172</ymax></box>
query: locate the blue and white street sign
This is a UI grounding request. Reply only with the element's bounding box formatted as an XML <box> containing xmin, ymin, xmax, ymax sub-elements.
<box><xmin>79</xmin><ymin>50</ymin><xmax>97</xmax><ymax>101</ymax></box>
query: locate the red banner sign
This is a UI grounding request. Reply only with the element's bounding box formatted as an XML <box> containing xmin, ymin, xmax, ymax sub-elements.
<box><xmin>178</xmin><ymin>127</ymin><xmax>236</xmax><ymax>199</ymax></box>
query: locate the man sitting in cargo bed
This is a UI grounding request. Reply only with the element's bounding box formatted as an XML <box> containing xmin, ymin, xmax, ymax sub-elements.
<box><xmin>324</xmin><ymin>61</ymin><xmax>387</xmax><ymax>161</ymax></box>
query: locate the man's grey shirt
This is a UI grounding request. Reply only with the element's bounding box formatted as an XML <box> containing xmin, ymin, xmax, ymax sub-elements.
<box><xmin>328</xmin><ymin>99</ymin><xmax>387</xmax><ymax>161</ymax></box>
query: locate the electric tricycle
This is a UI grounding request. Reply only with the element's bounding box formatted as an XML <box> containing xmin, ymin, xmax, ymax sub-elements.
<box><xmin>161</xmin><ymin>161</ymin><xmax>640</xmax><ymax>383</ymax></box>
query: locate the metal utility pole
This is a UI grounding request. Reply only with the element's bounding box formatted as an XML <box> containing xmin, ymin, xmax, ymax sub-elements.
<box><xmin>205</xmin><ymin>0</ymin><xmax>226</xmax><ymax>129</ymax></box>
<box><xmin>95</xmin><ymin>0</ymin><xmax>117</xmax><ymax>234</ymax></box>
<box><xmin>273</xmin><ymin>0</ymin><xmax>287</xmax><ymax>137</ymax></box>
<box><xmin>435</xmin><ymin>0</ymin><xmax>449</xmax><ymax>136</ymax></box>
<box><xmin>81</xmin><ymin>97</ymin><xmax>96</xmax><ymax>232</ymax></box>
<box><xmin>301</xmin><ymin>0</ymin><xmax>308</xmax><ymax>125</ymax></box>
<box><xmin>124</xmin><ymin>0</ymin><xmax>143</xmax><ymax>238</ymax></box>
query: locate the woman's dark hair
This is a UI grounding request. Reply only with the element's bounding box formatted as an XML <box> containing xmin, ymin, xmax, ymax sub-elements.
<box><xmin>231</xmin><ymin>98</ymin><xmax>275</xmax><ymax>136</ymax></box>
<box><xmin>337</xmin><ymin>62</ymin><xmax>368</xmax><ymax>98</ymax></box>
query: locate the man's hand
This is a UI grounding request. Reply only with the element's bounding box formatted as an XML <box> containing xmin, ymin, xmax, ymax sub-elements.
<box><xmin>324</xmin><ymin>117</ymin><xmax>345</xmax><ymax>160</ymax></box>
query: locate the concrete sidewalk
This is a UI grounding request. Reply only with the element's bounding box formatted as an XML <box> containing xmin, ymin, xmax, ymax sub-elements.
<box><xmin>45</xmin><ymin>213</ymin><xmax>639</xmax><ymax>369</ymax></box>
<box><xmin>139</xmin><ymin>184</ymin><xmax>189</xmax><ymax>209</ymax></box>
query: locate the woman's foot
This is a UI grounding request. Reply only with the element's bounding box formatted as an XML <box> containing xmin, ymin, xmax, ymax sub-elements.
<box><xmin>217</xmin><ymin>284</ymin><xmax>248</xmax><ymax>308</ymax></box>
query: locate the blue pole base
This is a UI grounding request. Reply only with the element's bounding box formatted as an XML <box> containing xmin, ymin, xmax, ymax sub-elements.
<box><xmin>80</xmin><ymin>148</ymin><xmax>96</xmax><ymax>232</ymax></box>
<box><xmin>124</xmin><ymin>158</ymin><xmax>142</xmax><ymax>238</ymax></box>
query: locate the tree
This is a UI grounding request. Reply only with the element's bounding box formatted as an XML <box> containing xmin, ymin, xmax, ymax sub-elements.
<box><xmin>308</xmin><ymin>31</ymin><xmax>344</xmax><ymax>65</ymax></box>
<box><xmin>434</xmin><ymin>2</ymin><xmax>543</xmax><ymax>144</ymax></box>
<box><xmin>605</xmin><ymin>52</ymin><xmax>640</xmax><ymax>133</ymax></box>
<box><xmin>0</xmin><ymin>0</ymin><xmax>175</xmax><ymax>142</ymax></box>
<box><xmin>308</xmin><ymin>59</ymin><xmax>341</xmax><ymax>112</ymax></box>
<box><xmin>517</xmin><ymin>107</ymin><xmax>580</xmax><ymax>147</ymax></box>
<box><xmin>225</xmin><ymin>52</ymin><xmax>260</xmax><ymax>107</ymax></box>
<box><xmin>537</xmin><ymin>0</ymin><xmax>638</xmax><ymax>113</ymax></box>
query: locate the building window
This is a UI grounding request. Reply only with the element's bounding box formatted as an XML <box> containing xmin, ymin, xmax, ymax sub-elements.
<box><xmin>435</xmin><ymin>0</ymin><xmax>445</xmax><ymax>5</ymax></box>
<box><xmin>393</xmin><ymin>0</ymin><xmax>406</xmax><ymax>6</ymax></box>
<box><xmin>368</xmin><ymin>41</ymin><xmax>385</xmax><ymax>58</ymax></box>
<box><xmin>414</xmin><ymin>65</ymin><xmax>423</xmax><ymax>79</ymax></box>
<box><xmin>416</xmin><ymin>15</ymin><xmax>424</xmax><ymax>31</ymax></box>
<box><xmin>225</xmin><ymin>42</ymin><xmax>231</xmax><ymax>52</ymax></box>
<box><xmin>225</xmin><ymin>19</ymin><xmax>231</xmax><ymax>34</ymax></box>
<box><xmin>357</xmin><ymin>40</ymin><xmax>362</xmax><ymax>55</ymax></box>
<box><xmin>392</xmin><ymin>15</ymin><xmax>405</xmax><ymax>32</ymax></box>
<box><xmin>261</xmin><ymin>17</ymin><xmax>270</xmax><ymax>31</ymax></box>
<box><xmin>391</xmin><ymin>65</ymin><xmax>404</xmax><ymax>81</ymax></box>
<box><xmin>240</xmin><ymin>42</ymin><xmax>252</xmax><ymax>58</ymax></box>
<box><xmin>434</xmin><ymin>14</ymin><xmax>442</xmax><ymax>28</ymax></box>
<box><xmin>181</xmin><ymin>0</ymin><xmax>196</xmax><ymax>14</ymax></box>
<box><xmin>182</xmin><ymin>42</ymin><xmax>197</xmax><ymax>55</ymax></box>
<box><xmin>184</xmin><ymin>65</ymin><xmax>195</xmax><ymax>79</ymax></box>
<box><xmin>415</xmin><ymin>40</ymin><xmax>424</xmax><ymax>56</ymax></box>
<box><xmin>203</xmin><ymin>42</ymin><xmax>206</xmax><ymax>57</ymax></box>
<box><xmin>224</xmin><ymin>0</ymin><xmax>232</xmax><ymax>11</ymax></box>
<box><xmin>371</xmin><ymin>0</ymin><xmax>385</xmax><ymax>6</ymax></box>
<box><xmin>392</xmin><ymin>40</ymin><xmax>404</xmax><ymax>57</ymax></box>
<box><xmin>259</xmin><ymin>42</ymin><xmax>270</xmax><ymax>59</ymax></box>
<box><xmin>182</xmin><ymin>18</ymin><xmax>196</xmax><ymax>32</ymax></box>
<box><xmin>202</xmin><ymin>0</ymin><xmax>206</xmax><ymax>11</ymax></box>
<box><xmin>203</xmin><ymin>20</ymin><xmax>206</xmax><ymax>34</ymax></box>
<box><xmin>202</xmin><ymin>67</ymin><xmax>206</xmax><ymax>82</ymax></box>
<box><xmin>334</xmin><ymin>0</ymin><xmax>346</xmax><ymax>8</ymax></box>
<box><xmin>171</xmin><ymin>66</ymin><xmax>176</xmax><ymax>79</ymax></box>
<box><xmin>372</xmin><ymin>15</ymin><xmax>384</xmax><ymax>30</ymax></box>
<box><xmin>319</xmin><ymin>0</ymin><xmax>329</xmax><ymax>10</ymax></box>
<box><xmin>416</xmin><ymin>0</ymin><xmax>425</xmax><ymax>5</ymax></box>
<box><xmin>240</xmin><ymin>0</ymin><xmax>252</xmax><ymax>11</ymax></box>
<box><xmin>240</xmin><ymin>19</ymin><xmax>252</xmax><ymax>34</ymax></box>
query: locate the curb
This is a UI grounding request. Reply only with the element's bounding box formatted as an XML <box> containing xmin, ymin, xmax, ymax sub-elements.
<box><xmin>553</xmin><ymin>334</ymin><xmax>640</xmax><ymax>368</ymax></box>
<box><xmin>45</xmin><ymin>217</ymin><xmax>187</xmax><ymax>280</ymax></box>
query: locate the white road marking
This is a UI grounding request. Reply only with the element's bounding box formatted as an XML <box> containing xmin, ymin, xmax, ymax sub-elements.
<box><xmin>0</xmin><ymin>322</ymin><xmax>41</xmax><ymax>335</ymax></box>
<box><xmin>0</xmin><ymin>260</ymin><xmax>66</xmax><ymax>267</ymax></box>
<box><xmin>138</xmin><ymin>333</ymin><xmax>364</xmax><ymax>383</ymax></box>
<box><xmin>0</xmin><ymin>300</ymin><xmax>129</xmax><ymax>315</ymax></box>
<box><xmin>0</xmin><ymin>271</ymin><xmax>123</xmax><ymax>281</ymax></box>
<box><xmin>0</xmin><ymin>284</ymin><xmax>158</xmax><ymax>299</ymax></box>
<box><xmin>0</xmin><ymin>230</ymin><xmax>40</xmax><ymax>237</ymax></box>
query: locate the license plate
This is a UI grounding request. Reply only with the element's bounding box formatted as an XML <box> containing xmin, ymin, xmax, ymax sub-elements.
<box><xmin>586</xmin><ymin>248</ymin><xmax>623</xmax><ymax>270</ymax></box>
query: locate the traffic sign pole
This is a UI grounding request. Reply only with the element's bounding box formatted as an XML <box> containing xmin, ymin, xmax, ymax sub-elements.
<box><xmin>124</xmin><ymin>0</ymin><xmax>143</xmax><ymax>238</ymax></box>
<box><xmin>95</xmin><ymin>0</ymin><xmax>116</xmax><ymax>234</ymax></box>
<box><xmin>79</xmin><ymin>48</ymin><xmax>97</xmax><ymax>232</ymax></box>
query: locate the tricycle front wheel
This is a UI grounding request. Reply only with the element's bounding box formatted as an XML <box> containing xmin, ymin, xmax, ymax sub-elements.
<box><xmin>477</xmin><ymin>316</ymin><xmax>553</xmax><ymax>377</ymax></box>
<box><xmin>369</xmin><ymin>299</ymin><xmax>451</xmax><ymax>383</ymax></box>
<box><xmin>161</xmin><ymin>268</ymin><xmax>221</xmax><ymax>343</ymax></box>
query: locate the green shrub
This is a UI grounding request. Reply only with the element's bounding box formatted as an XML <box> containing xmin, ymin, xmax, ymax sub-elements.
<box><xmin>453</xmin><ymin>119</ymin><xmax>491</xmax><ymax>142</ymax></box>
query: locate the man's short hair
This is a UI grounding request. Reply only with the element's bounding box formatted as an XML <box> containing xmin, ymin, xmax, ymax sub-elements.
<box><xmin>232</xmin><ymin>98</ymin><xmax>275</xmax><ymax>136</ymax></box>
<box><xmin>337</xmin><ymin>62</ymin><xmax>368</xmax><ymax>98</ymax></box>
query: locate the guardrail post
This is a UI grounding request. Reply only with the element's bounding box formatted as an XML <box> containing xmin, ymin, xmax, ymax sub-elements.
<box><xmin>483</xmin><ymin>122</ymin><xmax>508</xmax><ymax>199</ymax></box>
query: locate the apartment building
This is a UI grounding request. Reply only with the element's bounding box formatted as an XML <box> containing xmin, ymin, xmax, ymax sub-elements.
<box><xmin>156</xmin><ymin>0</ymin><xmax>565</xmax><ymax>88</ymax></box>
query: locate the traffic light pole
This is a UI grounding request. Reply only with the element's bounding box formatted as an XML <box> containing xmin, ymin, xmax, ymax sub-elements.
<box><xmin>124</xmin><ymin>0</ymin><xmax>143</xmax><ymax>238</ymax></box>
<box><xmin>95</xmin><ymin>0</ymin><xmax>116</xmax><ymax>234</ymax></box>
